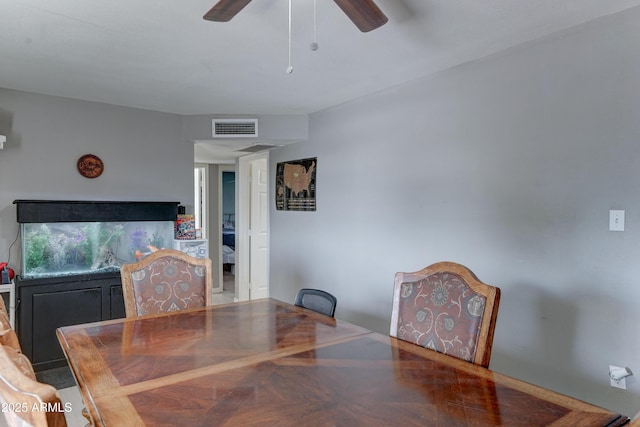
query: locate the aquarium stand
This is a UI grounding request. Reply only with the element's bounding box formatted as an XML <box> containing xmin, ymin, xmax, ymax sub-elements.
<box><xmin>16</xmin><ymin>272</ymin><xmax>124</xmax><ymax>371</ymax></box>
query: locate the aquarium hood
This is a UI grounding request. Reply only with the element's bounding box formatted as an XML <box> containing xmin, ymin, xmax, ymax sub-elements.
<box><xmin>14</xmin><ymin>200</ymin><xmax>180</xmax><ymax>223</ymax></box>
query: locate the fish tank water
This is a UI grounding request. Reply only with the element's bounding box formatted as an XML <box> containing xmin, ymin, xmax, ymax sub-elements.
<box><xmin>14</xmin><ymin>200</ymin><xmax>180</xmax><ymax>280</ymax></box>
<box><xmin>20</xmin><ymin>220</ymin><xmax>175</xmax><ymax>279</ymax></box>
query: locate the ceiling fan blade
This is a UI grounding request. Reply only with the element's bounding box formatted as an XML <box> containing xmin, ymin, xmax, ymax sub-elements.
<box><xmin>203</xmin><ymin>0</ymin><xmax>253</xmax><ymax>22</ymax></box>
<box><xmin>332</xmin><ymin>0</ymin><xmax>388</xmax><ymax>32</ymax></box>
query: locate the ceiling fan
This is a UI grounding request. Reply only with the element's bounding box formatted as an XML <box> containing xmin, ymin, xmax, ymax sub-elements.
<box><xmin>203</xmin><ymin>0</ymin><xmax>388</xmax><ymax>32</ymax></box>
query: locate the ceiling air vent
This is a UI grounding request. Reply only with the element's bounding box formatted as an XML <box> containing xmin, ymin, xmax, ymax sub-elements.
<box><xmin>236</xmin><ymin>143</ymin><xmax>278</xmax><ymax>153</ymax></box>
<box><xmin>212</xmin><ymin>119</ymin><xmax>258</xmax><ymax>138</ymax></box>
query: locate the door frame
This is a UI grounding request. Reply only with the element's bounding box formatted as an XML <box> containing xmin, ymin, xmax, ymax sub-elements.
<box><xmin>237</xmin><ymin>151</ymin><xmax>269</xmax><ymax>301</ymax></box>
<box><xmin>193</xmin><ymin>164</ymin><xmax>208</xmax><ymax>241</ymax></box>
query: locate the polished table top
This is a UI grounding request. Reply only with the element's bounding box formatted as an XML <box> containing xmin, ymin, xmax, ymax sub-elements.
<box><xmin>57</xmin><ymin>298</ymin><xmax>628</xmax><ymax>426</ymax></box>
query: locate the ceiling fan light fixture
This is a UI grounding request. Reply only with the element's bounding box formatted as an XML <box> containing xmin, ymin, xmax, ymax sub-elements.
<box><xmin>286</xmin><ymin>0</ymin><xmax>293</xmax><ymax>74</ymax></box>
<box><xmin>332</xmin><ymin>0</ymin><xmax>388</xmax><ymax>32</ymax></box>
<box><xmin>203</xmin><ymin>0</ymin><xmax>388</xmax><ymax>73</ymax></box>
<box><xmin>311</xmin><ymin>0</ymin><xmax>319</xmax><ymax>51</ymax></box>
<box><xmin>203</xmin><ymin>0</ymin><xmax>252</xmax><ymax>22</ymax></box>
<box><xmin>203</xmin><ymin>0</ymin><xmax>388</xmax><ymax>32</ymax></box>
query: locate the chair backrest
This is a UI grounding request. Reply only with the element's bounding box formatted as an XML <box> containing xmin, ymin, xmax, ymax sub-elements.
<box><xmin>294</xmin><ymin>289</ymin><xmax>337</xmax><ymax>317</ymax></box>
<box><xmin>0</xmin><ymin>294</ymin><xmax>8</xmax><ymax>315</ymax></box>
<box><xmin>390</xmin><ymin>261</ymin><xmax>500</xmax><ymax>368</ymax></box>
<box><xmin>0</xmin><ymin>309</ymin><xmax>21</xmax><ymax>352</ymax></box>
<box><xmin>121</xmin><ymin>248</ymin><xmax>213</xmax><ymax>317</ymax></box>
<box><xmin>0</xmin><ymin>301</ymin><xmax>33</xmax><ymax>379</ymax></box>
<box><xmin>0</xmin><ymin>345</ymin><xmax>66</xmax><ymax>427</ymax></box>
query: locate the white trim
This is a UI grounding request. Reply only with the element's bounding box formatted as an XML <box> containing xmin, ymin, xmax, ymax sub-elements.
<box><xmin>193</xmin><ymin>163</ymin><xmax>208</xmax><ymax>241</ymax></box>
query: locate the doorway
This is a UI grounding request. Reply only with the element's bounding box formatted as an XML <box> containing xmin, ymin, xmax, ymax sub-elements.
<box><xmin>195</xmin><ymin>154</ymin><xmax>269</xmax><ymax>302</ymax></box>
<box><xmin>220</xmin><ymin>165</ymin><xmax>236</xmax><ymax>301</ymax></box>
<box><xmin>194</xmin><ymin>163</ymin><xmax>232</xmax><ymax>300</ymax></box>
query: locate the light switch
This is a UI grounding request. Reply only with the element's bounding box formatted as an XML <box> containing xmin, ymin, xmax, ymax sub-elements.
<box><xmin>609</xmin><ymin>210</ymin><xmax>625</xmax><ymax>231</ymax></box>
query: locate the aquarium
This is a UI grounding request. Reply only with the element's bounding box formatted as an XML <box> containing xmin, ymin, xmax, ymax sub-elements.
<box><xmin>20</xmin><ymin>220</ymin><xmax>175</xmax><ymax>279</ymax></box>
<box><xmin>14</xmin><ymin>200</ymin><xmax>180</xmax><ymax>280</ymax></box>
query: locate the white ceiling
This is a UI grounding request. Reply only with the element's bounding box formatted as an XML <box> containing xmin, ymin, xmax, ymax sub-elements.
<box><xmin>1</xmin><ymin>1</ymin><xmax>639</xmax><ymax>116</ymax></box>
<box><xmin>7</xmin><ymin>0</ymin><xmax>640</xmax><ymax>164</ymax></box>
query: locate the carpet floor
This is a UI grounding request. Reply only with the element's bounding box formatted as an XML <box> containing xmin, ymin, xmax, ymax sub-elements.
<box><xmin>36</xmin><ymin>365</ymin><xmax>76</xmax><ymax>390</ymax></box>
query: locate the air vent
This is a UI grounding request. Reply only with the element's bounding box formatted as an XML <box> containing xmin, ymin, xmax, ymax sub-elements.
<box><xmin>236</xmin><ymin>144</ymin><xmax>277</xmax><ymax>153</ymax></box>
<box><xmin>212</xmin><ymin>119</ymin><xmax>258</xmax><ymax>138</ymax></box>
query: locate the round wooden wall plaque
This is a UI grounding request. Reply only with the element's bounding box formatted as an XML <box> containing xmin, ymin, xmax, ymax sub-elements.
<box><xmin>77</xmin><ymin>154</ymin><xmax>104</xmax><ymax>178</ymax></box>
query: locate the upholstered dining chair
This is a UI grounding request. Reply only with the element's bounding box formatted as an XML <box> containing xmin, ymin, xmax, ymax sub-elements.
<box><xmin>390</xmin><ymin>261</ymin><xmax>500</xmax><ymax>368</ymax></box>
<box><xmin>120</xmin><ymin>249</ymin><xmax>213</xmax><ymax>318</ymax></box>
<box><xmin>0</xmin><ymin>311</ymin><xmax>21</xmax><ymax>351</ymax></box>
<box><xmin>294</xmin><ymin>288</ymin><xmax>337</xmax><ymax>317</ymax></box>
<box><xmin>0</xmin><ymin>294</ymin><xmax>8</xmax><ymax>317</ymax></box>
<box><xmin>0</xmin><ymin>345</ymin><xmax>67</xmax><ymax>427</ymax></box>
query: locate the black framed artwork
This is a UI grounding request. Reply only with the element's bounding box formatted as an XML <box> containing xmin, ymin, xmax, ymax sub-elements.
<box><xmin>275</xmin><ymin>157</ymin><xmax>316</xmax><ymax>211</ymax></box>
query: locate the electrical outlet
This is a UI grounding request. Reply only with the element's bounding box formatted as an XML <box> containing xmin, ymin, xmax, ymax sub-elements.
<box><xmin>610</xmin><ymin>365</ymin><xmax>627</xmax><ymax>389</ymax></box>
<box><xmin>609</xmin><ymin>210</ymin><xmax>625</xmax><ymax>231</ymax></box>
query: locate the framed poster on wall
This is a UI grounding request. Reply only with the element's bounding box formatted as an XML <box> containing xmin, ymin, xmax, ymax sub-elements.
<box><xmin>275</xmin><ymin>157</ymin><xmax>316</xmax><ymax>211</ymax></box>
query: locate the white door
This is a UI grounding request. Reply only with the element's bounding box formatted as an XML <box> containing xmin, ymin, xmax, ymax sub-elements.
<box><xmin>249</xmin><ymin>157</ymin><xmax>269</xmax><ymax>299</ymax></box>
<box><xmin>237</xmin><ymin>152</ymin><xmax>269</xmax><ymax>301</ymax></box>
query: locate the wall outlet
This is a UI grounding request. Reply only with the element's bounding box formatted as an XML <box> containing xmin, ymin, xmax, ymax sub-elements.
<box><xmin>610</xmin><ymin>365</ymin><xmax>628</xmax><ymax>389</ymax></box>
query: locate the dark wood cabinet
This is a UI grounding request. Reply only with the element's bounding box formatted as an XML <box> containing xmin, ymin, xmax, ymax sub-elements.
<box><xmin>16</xmin><ymin>272</ymin><xmax>125</xmax><ymax>371</ymax></box>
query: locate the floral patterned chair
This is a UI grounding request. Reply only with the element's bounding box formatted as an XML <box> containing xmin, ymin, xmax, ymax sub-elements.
<box><xmin>390</xmin><ymin>261</ymin><xmax>500</xmax><ymax>368</ymax></box>
<box><xmin>120</xmin><ymin>249</ymin><xmax>212</xmax><ymax>318</ymax></box>
<box><xmin>0</xmin><ymin>290</ymin><xmax>77</xmax><ymax>426</ymax></box>
<box><xmin>0</xmin><ymin>341</ymin><xmax>66</xmax><ymax>427</ymax></box>
<box><xmin>0</xmin><ymin>310</ymin><xmax>21</xmax><ymax>352</ymax></box>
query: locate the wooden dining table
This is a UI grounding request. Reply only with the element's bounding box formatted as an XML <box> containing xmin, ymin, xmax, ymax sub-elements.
<box><xmin>56</xmin><ymin>298</ymin><xmax>628</xmax><ymax>426</ymax></box>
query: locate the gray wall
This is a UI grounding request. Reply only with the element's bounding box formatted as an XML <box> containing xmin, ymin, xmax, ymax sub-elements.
<box><xmin>270</xmin><ymin>7</ymin><xmax>640</xmax><ymax>417</ymax></box>
<box><xmin>0</xmin><ymin>88</ymin><xmax>192</xmax><ymax>271</ymax></box>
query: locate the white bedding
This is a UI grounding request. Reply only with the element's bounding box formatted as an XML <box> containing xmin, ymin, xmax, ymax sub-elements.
<box><xmin>223</xmin><ymin>245</ymin><xmax>235</xmax><ymax>264</ymax></box>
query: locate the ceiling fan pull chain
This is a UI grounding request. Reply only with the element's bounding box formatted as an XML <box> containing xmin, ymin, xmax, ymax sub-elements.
<box><xmin>286</xmin><ymin>0</ymin><xmax>294</xmax><ymax>74</ymax></box>
<box><xmin>311</xmin><ymin>0</ymin><xmax>319</xmax><ymax>51</ymax></box>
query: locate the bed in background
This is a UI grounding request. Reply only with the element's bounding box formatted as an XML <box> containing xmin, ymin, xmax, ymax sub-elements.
<box><xmin>222</xmin><ymin>214</ymin><xmax>235</xmax><ymax>272</ymax></box>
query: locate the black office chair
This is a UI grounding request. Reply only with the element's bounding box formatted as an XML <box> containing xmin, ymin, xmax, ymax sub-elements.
<box><xmin>294</xmin><ymin>289</ymin><xmax>337</xmax><ymax>317</ymax></box>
